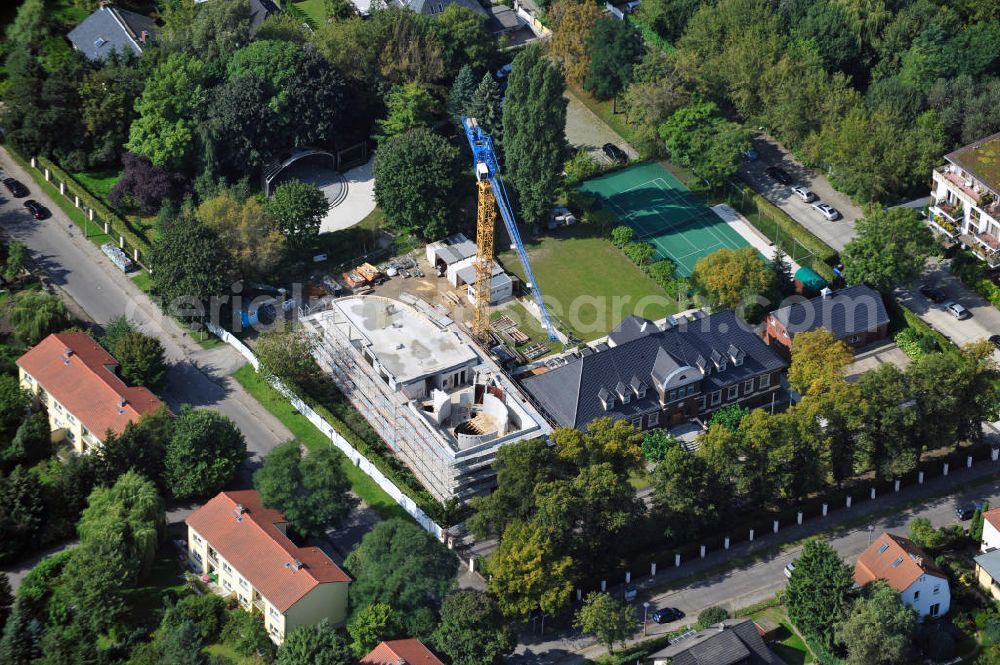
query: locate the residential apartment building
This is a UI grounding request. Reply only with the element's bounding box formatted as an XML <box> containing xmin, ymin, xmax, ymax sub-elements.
<box><xmin>929</xmin><ymin>132</ymin><xmax>1000</xmax><ymax>266</ymax></box>
<box><xmin>185</xmin><ymin>490</ymin><xmax>351</xmax><ymax>644</ymax></box>
<box><xmin>854</xmin><ymin>532</ymin><xmax>951</xmax><ymax>619</ymax></box>
<box><xmin>981</xmin><ymin>507</ymin><xmax>1000</xmax><ymax>552</ymax></box>
<box><xmin>361</xmin><ymin>639</ymin><xmax>445</xmax><ymax>665</ymax></box>
<box><xmin>521</xmin><ymin>311</ymin><xmax>788</xmax><ymax>431</ymax></box>
<box><xmin>16</xmin><ymin>332</ymin><xmax>163</xmax><ymax>453</ymax></box>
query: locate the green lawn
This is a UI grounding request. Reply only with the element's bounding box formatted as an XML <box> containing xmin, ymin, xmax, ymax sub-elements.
<box><xmin>750</xmin><ymin>606</ymin><xmax>813</xmax><ymax>665</ymax></box>
<box><xmin>499</xmin><ymin>226</ymin><xmax>679</xmax><ymax>342</ymax></box>
<box><xmin>232</xmin><ymin>364</ymin><xmax>411</xmax><ymax>522</ymax></box>
<box><xmin>291</xmin><ymin>0</ymin><xmax>327</xmax><ymax>26</ymax></box>
<box><xmin>131</xmin><ymin>271</ymin><xmax>153</xmax><ymax>293</ymax></box>
<box><xmin>72</xmin><ymin>169</ymin><xmax>121</xmax><ymax>201</ymax></box>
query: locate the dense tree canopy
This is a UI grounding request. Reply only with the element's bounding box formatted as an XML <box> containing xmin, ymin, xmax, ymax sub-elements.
<box><xmin>843</xmin><ymin>207</ymin><xmax>936</xmax><ymax>292</ymax></box>
<box><xmin>149</xmin><ymin>212</ymin><xmax>234</xmax><ymax>313</ymax></box>
<box><xmin>431</xmin><ymin>590</ymin><xmax>515</xmax><ymax>665</ymax></box>
<box><xmin>786</xmin><ymin>539</ymin><xmax>856</xmax><ymax>647</ymax></box>
<box><xmin>691</xmin><ymin>247</ymin><xmax>772</xmax><ymax>311</ymax></box>
<box><xmin>164</xmin><ymin>406</ymin><xmax>246</xmax><ymax>500</ymax></box>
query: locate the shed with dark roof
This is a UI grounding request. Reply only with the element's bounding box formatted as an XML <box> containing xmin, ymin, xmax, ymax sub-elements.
<box><xmin>646</xmin><ymin>619</ymin><xmax>783</xmax><ymax>665</ymax></box>
<box><xmin>67</xmin><ymin>5</ymin><xmax>156</xmax><ymax>61</ymax></box>
<box><xmin>763</xmin><ymin>285</ymin><xmax>889</xmax><ymax>351</ymax></box>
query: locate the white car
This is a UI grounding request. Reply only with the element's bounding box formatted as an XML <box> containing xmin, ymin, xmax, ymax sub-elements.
<box><xmin>784</xmin><ymin>561</ymin><xmax>796</xmax><ymax>579</ymax></box>
<box><xmin>791</xmin><ymin>186</ymin><xmax>817</xmax><ymax>203</ymax></box>
<box><xmin>811</xmin><ymin>202</ymin><xmax>841</xmax><ymax>221</ymax></box>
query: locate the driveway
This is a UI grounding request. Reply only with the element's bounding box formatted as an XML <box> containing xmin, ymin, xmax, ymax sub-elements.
<box><xmin>845</xmin><ymin>340</ymin><xmax>911</xmax><ymax>382</ymax></box>
<box><xmin>564</xmin><ymin>91</ymin><xmax>637</xmax><ymax>165</ymax></box>
<box><xmin>738</xmin><ymin>136</ymin><xmax>863</xmax><ymax>252</ymax></box>
<box><xmin>0</xmin><ymin>149</ymin><xmax>292</xmax><ymax>467</ymax></box>
<box><xmin>896</xmin><ymin>257</ymin><xmax>1000</xmax><ymax>348</ymax></box>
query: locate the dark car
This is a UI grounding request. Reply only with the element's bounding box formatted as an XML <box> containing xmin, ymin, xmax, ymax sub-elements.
<box><xmin>23</xmin><ymin>199</ymin><xmax>48</xmax><ymax>220</ymax></box>
<box><xmin>3</xmin><ymin>177</ymin><xmax>29</xmax><ymax>198</ymax></box>
<box><xmin>764</xmin><ymin>166</ymin><xmax>793</xmax><ymax>186</ymax></box>
<box><xmin>651</xmin><ymin>607</ymin><xmax>685</xmax><ymax>624</ymax></box>
<box><xmin>989</xmin><ymin>334</ymin><xmax>1000</xmax><ymax>350</ymax></box>
<box><xmin>957</xmin><ymin>501</ymin><xmax>985</xmax><ymax>520</ymax></box>
<box><xmin>919</xmin><ymin>285</ymin><xmax>947</xmax><ymax>303</ymax></box>
<box><xmin>603</xmin><ymin>143</ymin><xmax>628</xmax><ymax>164</ymax></box>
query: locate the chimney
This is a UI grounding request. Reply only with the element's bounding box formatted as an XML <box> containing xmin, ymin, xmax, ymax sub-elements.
<box><xmin>234</xmin><ymin>504</ymin><xmax>246</xmax><ymax>521</ymax></box>
<box><xmin>820</xmin><ymin>287</ymin><xmax>832</xmax><ymax>299</ymax></box>
<box><xmin>139</xmin><ymin>30</ymin><xmax>148</xmax><ymax>44</ymax></box>
<box><xmin>63</xmin><ymin>348</ymin><xmax>74</xmax><ymax>364</ymax></box>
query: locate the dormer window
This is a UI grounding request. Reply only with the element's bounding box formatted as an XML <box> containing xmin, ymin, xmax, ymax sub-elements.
<box><xmin>695</xmin><ymin>354</ymin><xmax>709</xmax><ymax>375</ymax></box>
<box><xmin>728</xmin><ymin>343</ymin><xmax>745</xmax><ymax>367</ymax></box>
<box><xmin>615</xmin><ymin>381</ymin><xmax>630</xmax><ymax>404</ymax></box>
<box><xmin>711</xmin><ymin>349</ymin><xmax>726</xmax><ymax>372</ymax></box>
<box><xmin>629</xmin><ymin>376</ymin><xmax>646</xmax><ymax>399</ymax></box>
<box><xmin>598</xmin><ymin>388</ymin><xmax>615</xmax><ymax>411</ymax></box>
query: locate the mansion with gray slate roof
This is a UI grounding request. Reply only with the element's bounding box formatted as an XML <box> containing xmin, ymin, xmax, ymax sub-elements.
<box><xmin>522</xmin><ymin>311</ymin><xmax>788</xmax><ymax>431</ymax></box>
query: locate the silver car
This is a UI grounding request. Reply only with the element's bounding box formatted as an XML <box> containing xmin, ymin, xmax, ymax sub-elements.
<box><xmin>811</xmin><ymin>201</ymin><xmax>841</xmax><ymax>221</ymax></box>
<box><xmin>945</xmin><ymin>302</ymin><xmax>971</xmax><ymax>319</ymax></box>
<box><xmin>791</xmin><ymin>186</ymin><xmax>816</xmax><ymax>203</ymax></box>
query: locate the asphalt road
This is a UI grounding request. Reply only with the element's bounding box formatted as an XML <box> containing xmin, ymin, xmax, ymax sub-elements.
<box><xmin>738</xmin><ymin>136</ymin><xmax>863</xmax><ymax>253</ymax></box>
<box><xmin>897</xmin><ymin>257</ymin><xmax>1000</xmax><ymax>348</ymax></box>
<box><xmin>0</xmin><ymin>149</ymin><xmax>292</xmax><ymax>469</ymax></box>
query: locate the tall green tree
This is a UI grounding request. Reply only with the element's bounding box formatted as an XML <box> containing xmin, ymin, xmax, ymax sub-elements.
<box><xmin>585</xmin><ymin>19</ymin><xmax>644</xmax><ymax>100</ymax></box>
<box><xmin>690</xmin><ymin>247</ymin><xmax>771</xmax><ymax>311</ymax></box>
<box><xmin>126</xmin><ymin>53</ymin><xmax>208</xmax><ymax>170</ymax></box>
<box><xmin>435</xmin><ymin>5</ymin><xmax>496</xmax><ymax>74</ymax></box>
<box><xmin>373</xmin><ymin>127</ymin><xmax>462</xmax><ymax>239</ymax></box>
<box><xmin>855</xmin><ymin>363</ymin><xmax>920</xmax><ymax>478</ymax></box>
<box><xmin>842</xmin><ymin>207</ymin><xmax>936</xmax><ymax>292</ymax></box>
<box><xmin>277</xmin><ymin>620</ymin><xmax>353</xmax><ymax>665</ymax></box>
<box><xmin>653</xmin><ymin>444</ymin><xmax>725</xmax><ymax>540</ymax></box>
<box><xmin>113</xmin><ymin>331</ymin><xmax>168</xmax><ymax>390</ymax></box>
<box><xmin>788</xmin><ymin>328</ymin><xmax>854</xmax><ymax>395</ymax></box>
<box><xmin>0</xmin><ymin>598</ymin><xmax>42</xmax><ymax>665</ymax></box>
<box><xmin>93</xmin><ymin>408</ymin><xmax>173</xmax><ymax>490</ymax></box>
<box><xmin>149</xmin><ymin>213</ymin><xmax>233</xmax><ymax>315</ymax></box>
<box><xmin>574</xmin><ymin>592</ymin><xmax>634</xmax><ymax>654</ymax></box>
<box><xmin>376</xmin><ymin>82</ymin><xmax>439</xmax><ymax>142</ymax></box>
<box><xmin>0</xmin><ymin>376</ymin><xmax>30</xmax><ymax>434</ymax></box>
<box><xmin>344</xmin><ymin>519</ymin><xmax>456</xmax><ymax>637</ymax></box>
<box><xmin>659</xmin><ymin>99</ymin><xmax>751</xmax><ymax>188</ymax></box>
<box><xmin>0</xmin><ymin>467</ymin><xmax>46</xmax><ymax>564</ymax></box>
<box><xmin>468</xmin><ymin>437</ymin><xmax>555</xmax><ymax>538</ymax></box>
<box><xmin>0</xmin><ymin>572</ymin><xmax>12</xmax><ymax>635</ymax></box>
<box><xmin>164</xmin><ymin>407</ymin><xmax>246</xmax><ymax>500</ymax></box>
<box><xmin>10</xmin><ymin>292</ymin><xmax>67</xmax><ymax>346</ymax></box>
<box><xmin>253</xmin><ymin>441</ymin><xmax>357</xmax><ymax>538</ymax></box>
<box><xmin>551</xmin><ymin>417</ymin><xmax>644</xmax><ymax>477</ymax></box>
<box><xmin>431</xmin><ymin>589</ymin><xmax>515</xmax><ymax>665</ymax></box>
<box><xmin>266</xmin><ymin>180</ymin><xmax>329</xmax><ymax>248</ymax></box>
<box><xmin>346</xmin><ymin>603</ymin><xmax>404</xmax><ymax>657</ymax></box>
<box><xmin>466</xmin><ymin>73</ymin><xmax>504</xmax><ymax>142</ymax></box>
<box><xmin>448</xmin><ymin>64</ymin><xmax>478</xmax><ymax>128</ymax></box>
<box><xmin>502</xmin><ymin>45</ymin><xmax>568</xmax><ymax>226</ymax></box>
<box><xmin>487</xmin><ymin>520</ymin><xmax>574</xmax><ymax>621</ymax></box>
<box><xmin>836</xmin><ymin>581</ymin><xmax>917</xmax><ymax>665</ymax></box>
<box><xmin>786</xmin><ymin>539</ymin><xmax>856</xmax><ymax>647</ymax></box>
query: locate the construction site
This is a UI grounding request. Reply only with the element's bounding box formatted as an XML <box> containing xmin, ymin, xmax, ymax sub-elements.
<box><xmin>301</xmin><ymin>294</ymin><xmax>551</xmax><ymax>502</ymax></box>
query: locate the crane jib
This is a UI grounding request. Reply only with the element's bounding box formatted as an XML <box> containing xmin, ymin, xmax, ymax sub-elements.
<box><xmin>461</xmin><ymin>116</ymin><xmax>559</xmax><ymax>342</ymax></box>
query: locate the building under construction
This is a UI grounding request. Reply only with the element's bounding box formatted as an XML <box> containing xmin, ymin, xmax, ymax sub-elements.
<box><xmin>301</xmin><ymin>294</ymin><xmax>551</xmax><ymax>502</ymax></box>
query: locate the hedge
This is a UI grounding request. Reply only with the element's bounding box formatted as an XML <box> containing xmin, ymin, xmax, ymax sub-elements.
<box><xmin>952</xmin><ymin>250</ymin><xmax>1000</xmax><ymax>310</ymax></box>
<box><xmin>35</xmin><ymin>156</ymin><xmax>152</xmax><ymax>263</ymax></box>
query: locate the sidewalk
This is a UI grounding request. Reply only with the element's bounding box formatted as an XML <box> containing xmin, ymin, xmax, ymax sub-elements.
<box><xmin>511</xmin><ymin>439</ymin><xmax>1000</xmax><ymax>663</ymax></box>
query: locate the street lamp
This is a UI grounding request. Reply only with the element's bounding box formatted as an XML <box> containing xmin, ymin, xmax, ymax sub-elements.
<box><xmin>867</xmin><ymin>524</ymin><xmax>875</xmax><ymax>545</ymax></box>
<box><xmin>643</xmin><ymin>602</ymin><xmax>650</xmax><ymax>636</ymax></box>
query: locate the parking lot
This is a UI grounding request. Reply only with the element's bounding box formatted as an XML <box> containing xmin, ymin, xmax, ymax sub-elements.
<box><xmin>738</xmin><ymin>136</ymin><xmax>863</xmax><ymax>252</ymax></box>
<box><xmin>896</xmin><ymin>257</ymin><xmax>1000</xmax><ymax>349</ymax></box>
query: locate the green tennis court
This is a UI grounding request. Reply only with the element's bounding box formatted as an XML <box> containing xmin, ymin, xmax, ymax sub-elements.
<box><xmin>579</xmin><ymin>162</ymin><xmax>750</xmax><ymax>276</ymax></box>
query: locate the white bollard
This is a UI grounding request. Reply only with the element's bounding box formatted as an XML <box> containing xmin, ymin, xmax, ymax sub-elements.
<box><xmin>895</xmin><ymin>479</ymin><xmax>900</xmax><ymax>492</ymax></box>
<box><xmin>119</xmin><ymin>236</ymin><xmax>125</xmax><ymax>249</ymax></box>
<box><xmin>870</xmin><ymin>488</ymin><xmax>876</xmax><ymax>500</ymax></box>
<box><xmin>724</xmin><ymin>537</ymin><xmax>730</xmax><ymax>550</ymax></box>
<box><xmin>968</xmin><ymin>455</ymin><xmax>973</xmax><ymax>468</ymax></box>
<box><xmin>74</xmin><ymin>195</ymin><xmax>79</xmax><ymax>207</ymax></box>
<box><xmin>700</xmin><ymin>545</ymin><xmax>706</xmax><ymax>559</ymax></box>
<box><xmin>943</xmin><ymin>463</ymin><xmax>949</xmax><ymax>477</ymax></box>
<box><xmin>918</xmin><ymin>471</ymin><xmax>924</xmax><ymax>484</ymax></box>
<box><xmin>675</xmin><ymin>554</ymin><xmax>681</xmax><ymax>567</ymax></box>
<box><xmin>822</xmin><ymin>503</ymin><xmax>828</xmax><ymax>517</ymax></box>
<box><xmin>30</xmin><ymin>157</ymin><xmax>36</xmax><ymax>168</ymax></box>
<box><xmin>625</xmin><ymin>571</ymin><xmax>631</xmax><ymax>584</ymax></box>
<box><xmin>468</xmin><ymin>557</ymin><xmax>474</xmax><ymax>573</ymax></box>
<box><xmin>59</xmin><ymin>182</ymin><xmax>65</xmax><ymax>195</ymax></box>
<box><xmin>797</xmin><ymin>512</ymin><xmax>803</xmax><ymax>525</ymax></box>
<box><xmin>43</xmin><ymin>168</ymin><xmax>49</xmax><ymax>180</ymax></box>
<box><xmin>993</xmin><ymin>448</ymin><xmax>999</xmax><ymax>462</ymax></box>
<box><xmin>104</xmin><ymin>222</ymin><xmax>110</xmax><ymax>234</ymax></box>
<box><xmin>134</xmin><ymin>248</ymin><xmax>139</xmax><ymax>261</ymax></box>
<box><xmin>576</xmin><ymin>589</ymin><xmax>582</xmax><ymax>601</ymax></box>
<box><xmin>846</xmin><ymin>496</ymin><xmax>852</xmax><ymax>508</ymax></box>
<box><xmin>600</xmin><ymin>580</ymin><xmax>606</xmax><ymax>592</ymax></box>
<box><xmin>773</xmin><ymin>520</ymin><xmax>779</xmax><ymax>534</ymax></box>
<box><xmin>749</xmin><ymin>529</ymin><xmax>755</xmax><ymax>542</ymax></box>
<box><xmin>88</xmin><ymin>208</ymin><xmax>94</xmax><ymax>221</ymax></box>
<box><xmin>650</xmin><ymin>562</ymin><xmax>657</xmax><ymax>577</ymax></box>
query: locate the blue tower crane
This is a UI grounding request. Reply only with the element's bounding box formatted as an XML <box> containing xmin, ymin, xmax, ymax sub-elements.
<box><xmin>462</xmin><ymin>116</ymin><xmax>558</xmax><ymax>342</ymax></box>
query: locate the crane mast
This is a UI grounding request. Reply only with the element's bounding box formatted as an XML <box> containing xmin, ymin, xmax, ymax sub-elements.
<box><xmin>462</xmin><ymin>117</ymin><xmax>558</xmax><ymax>343</ymax></box>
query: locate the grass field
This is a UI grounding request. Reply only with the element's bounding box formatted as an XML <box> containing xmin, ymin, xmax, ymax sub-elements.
<box><xmin>72</xmin><ymin>169</ymin><xmax>121</xmax><ymax>201</ymax></box>
<box><xmin>580</xmin><ymin>162</ymin><xmax>752</xmax><ymax>276</ymax></box>
<box><xmin>291</xmin><ymin>0</ymin><xmax>327</xmax><ymax>26</ymax></box>
<box><xmin>750</xmin><ymin>606</ymin><xmax>813</xmax><ymax>665</ymax></box>
<box><xmin>232</xmin><ymin>364</ymin><xmax>412</xmax><ymax>523</ymax></box>
<box><xmin>498</xmin><ymin>225</ymin><xmax>679</xmax><ymax>342</ymax></box>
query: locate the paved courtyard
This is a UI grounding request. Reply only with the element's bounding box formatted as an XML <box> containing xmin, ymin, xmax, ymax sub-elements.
<box><xmin>270</xmin><ymin>155</ymin><xmax>376</xmax><ymax>234</ymax></box>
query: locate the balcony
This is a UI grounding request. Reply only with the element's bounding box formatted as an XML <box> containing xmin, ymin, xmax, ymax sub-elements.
<box><xmin>207</xmin><ymin>549</ymin><xmax>218</xmax><ymax>564</ymax></box>
<box><xmin>932</xmin><ymin>198</ymin><xmax>964</xmax><ymax>223</ymax></box>
<box><xmin>976</xmin><ymin>231</ymin><xmax>1000</xmax><ymax>252</ymax></box>
<box><xmin>937</xmin><ymin>167</ymin><xmax>986</xmax><ymax>205</ymax></box>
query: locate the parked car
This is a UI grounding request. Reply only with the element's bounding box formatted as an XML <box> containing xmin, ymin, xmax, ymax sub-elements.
<box><xmin>790</xmin><ymin>186</ymin><xmax>817</xmax><ymax>203</ymax></box>
<box><xmin>945</xmin><ymin>301</ymin><xmax>971</xmax><ymax>319</ymax></box>
<box><xmin>919</xmin><ymin>285</ymin><xmax>947</xmax><ymax>303</ymax></box>
<box><xmin>3</xmin><ymin>177</ymin><xmax>29</xmax><ymax>198</ymax></box>
<box><xmin>23</xmin><ymin>199</ymin><xmax>48</xmax><ymax>220</ymax></box>
<box><xmin>957</xmin><ymin>501</ymin><xmax>985</xmax><ymax>520</ymax></box>
<box><xmin>783</xmin><ymin>561</ymin><xmax>796</xmax><ymax>579</ymax></box>
<box><xmin>764</xmin><ymin>166</ymin><xmax>793</xmax><ymax>185</ymax></box>
<box><xmin>811</xmin><ymin>202</ymin><xmax>842</xmax><ymax>221</ymax></box>
<box><xmin>651</xmin><ymin>607</ymin><xmax>684</xmax><ymax>623</ymax></box>
<box><xmin>742</xmin><ymin>148</ymin><xmax>759</xmax><ymax>162</ymax></box>
<box><xmin>989</xmin><ymin>334</ymin><xmax>1000</xmax><ymax>350</ymax></box>
<box><xmin>496</xmin><ymin>63</ymin><xmax>513</xmax><ymax>79</ymax></box>
<box><xmin>602</xmin><ymin>143</ymin><xmax>628</xmax><ymax>164</ymax></box>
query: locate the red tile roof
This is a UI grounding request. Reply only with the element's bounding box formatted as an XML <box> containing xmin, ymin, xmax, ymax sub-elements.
<box><xmin>983</xmin><ymin>507</ymin><xmax>1000</xmax><ymax>534</ymax></box>
<box><xmin>360</xmin><ymin>639</ymin><xmax>444</xmax><ymax>665</ymax></box>
<box><xmin>185</xmin><ymin>490</ymin><xmax>350</xmax><ymax>612</ymax></box>
<box><xmin>16</xmin><ymin>332</ymin><xmax>163</xmax><ymax>440</ymax></box>
<box><xmin>854</xmin><ymin>532</ymin><xmax>946</xmax><ymax>593</ymax></box>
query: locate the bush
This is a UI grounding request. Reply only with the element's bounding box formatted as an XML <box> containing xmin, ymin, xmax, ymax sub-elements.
<box><xmin>696</xmin><ymin>606</ymin><xmax>729</xmax><ymax>628</ymax></box>
<box><xmin>564</xmin><ymin>151</ymin><xmax>604</xmax><ymax>186</ymax></box>
<box><xmin>161</xmin><ymin>594</ymin><xmax>228</xmax><ymax>642</ymax></box>
<box><xmin>894</xmin><ymin>327</ymin><xmax>940</xmax><ymax>360</ymax></box>
<box><xmin>611</xmin><ymin>225</ymin><xmax>634</xmax><ymax>248</ymax></box>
